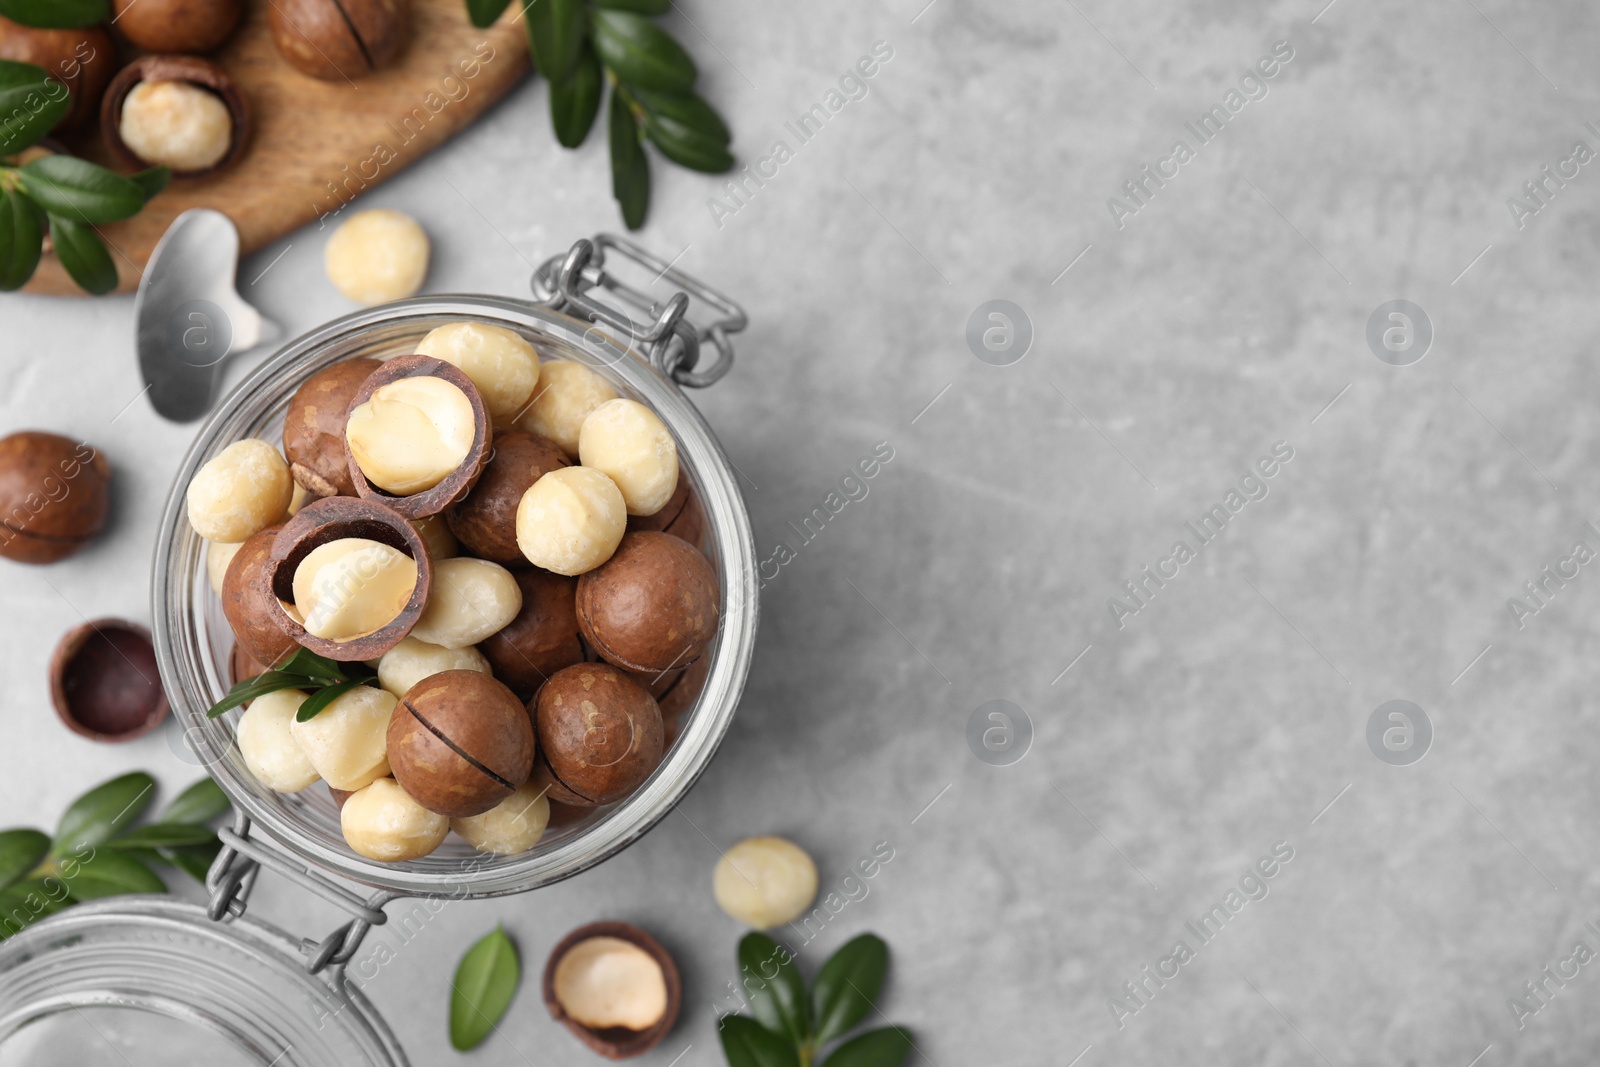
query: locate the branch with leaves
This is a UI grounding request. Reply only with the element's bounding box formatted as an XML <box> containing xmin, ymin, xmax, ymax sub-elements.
<box><xmin>722</xmin><ymin>932</ymin><xmax>914</xmax><ymax>1067</ymax></box>
<box><xmin>0</xmin><ymin>773</ymin><xmax>232</xmax><ymax>939</ymax></box>
<box><xmin>207</xmin><ymin>646</ymin><xmax>381</xmax><ymax>722</ymax></box>
<box><xmin>467</xmin><ymin>0</ymin><xmax>733</xmax><ymax>229</ymax></box>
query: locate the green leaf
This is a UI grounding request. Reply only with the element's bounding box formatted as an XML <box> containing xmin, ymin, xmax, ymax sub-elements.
<box><xmin>608</xmin><ymin>89</ymin><xmax>649</xmax><ymax>230</ymax></box>
<box><xmin>0</xmin><ymin>188</ymin><xmax>45</xmax><ymax>291</ymax></box>
<box><xmin>811</xmin><ymin>934</ymin><xmax>888</xmax><ymax>1046</ymax></box>
<box><xmin>0</xmin><ymin>0</ymin><xmax>108</xmax><ymax>28</ymax></box>
<box><xmin>106</xmin><ymin>824</ymin><xmax>219</xmax><ymax>851</ymax></box>
<box><xmin>53</xmin><ymin>773</ymin><xmax>155</xmax><ymax>856</ymax></box>
<box><xmin>738</xmin><ymin>932</ymin><xmax>809</xmax><ymax>1045</ymax></box>
<box><xmin>550</xmin><ymin>44</ymin><xmax>602</xmax><ymax>148</ymax></box>
<box><xmin>591</xmin><ymin>0</ymin><xmax>669</xmax><ymax>12</ymax></box>
<box><xmin>48</xmin><ymin>213</ymin><xmax>116</xmax><ymax>294</ymax></box>
<box><xmin>522</xmin><ymin>0</ymin><xmax>584</xmax><ymax>85</ymax></box>
<box><xmin>61</xmin><ymin>850</ymin><xmax>166</xmax><ymax>901</ymax></box>
<box><xmin>159</xmin><ymin>778</ymin><xmax>230</xmax><ymax>826</ymax></box>
<box><xmin>465</xmin><ymin>0</ymin><xmax>511</xmax><ymax>27</ymax></box>
<box><xmin>819</xmin><ymin>1027</ymin><xmax>914</xmax><ymax>1067</ymax></box>
<box><xmin>206</xmin><ymin>672</ymin><xmax>313</xmax><ymax>719</ymax></box>
<box><xmin>129</xmin><ymin>167</ymin><xmax>171</xmax><ymax>202</ymax></box>
<box><xmin>0</xmin><ymin>60</ymin><xmax>69</xmax><ymax>152</ymax></box>
<box><xmin>591</xmin><ymin>10</ymin><xmax>696</xmax><ymax>93</ymax></box>
<box><xmin>159</xmin><ymin>841</ymin><xmax>221</xmax><ymax>884</ymax></box>
<box><xmin>274</xmin><ymin>646</ymin><xmax>350</xmax><ymax>682</ymax></box>
<box><xmin>0</xmin><ymin>878</ymin><xmax>71</xmax><ymax>940</ymax></box>
<box><xmin>20</xmin><ymin>155</ymin><xmax>147</xmax><ymax>223</ymax></box>
<box><xmin>450</xmin><ymin>926</ymin><xmax>520</xmax><ymax>1051</ymax></box>
<box><xmin>0</xmin><ymin>830</ymin><xmax>50</xmax><ymax>892</ymax></box>
<box><xmin>632</xmin><ymin>87</ymin><xmax>729</xmax><ymax>142</ymax></box>
<box><xmin>295</xmin><ymin>678</ymin><xmax>372</xmax><ymax>723</ymax></box>
<box><xmin>719</xmin><ymin>1015</ymin><xmax>800</xmax><ymax>1067</ymax></box>
<box><xmin>645</xmin><ymin>111</ymin><xmax>734</xmax><ymax>172</ymax></box>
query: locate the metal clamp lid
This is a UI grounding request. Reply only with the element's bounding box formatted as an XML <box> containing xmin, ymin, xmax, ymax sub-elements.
<box><xmin>531</xmin><ymin>234</ymin><xmax>748</xmax><ymax>389</ymax></box>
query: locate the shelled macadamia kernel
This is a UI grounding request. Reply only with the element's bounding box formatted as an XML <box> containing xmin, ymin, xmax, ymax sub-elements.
<box><xmin>578</xmin><ymin>398</ymin><xmax>678</xmax><ymax>517</ymax></box>
<box><xmin>713</xmin><ymin>836</ymin><xmax>818</xmax><ymax>929</ymax></box>
<box><xmin>290</xmin><ymin>684</ymin><xmax>394</xmax><ymax>791</ymax></box>
<box><xmin>325</xmin><ymin>209</ymin><xmax>429</xmax><ymax>306</ymax></box>
<box><xmin>416</xmin><ymin>322</ymin><xmax>540</xmax><ymax>421</ymax></box>
<box><xmin>410</xmin><ymin>516</ymin><xmax>458</xmax><ymax>560</ymax></box>
<box><xmin>408</xmin><ymin>557</ymin><xmax>522</xmax><ymax>648</ymax></box>
<box><xmin>205</xmin><ymin>539</ymin><xmax>243</xmax><ymax>596</ymax></box>
<box><xmin>341</xmin><ymin>777</ymin><xmax>449</xmax><ymax>862</ymax></box>
<box><xmin>119</xmin><ymin>79</ymin><xmax>233</xmax><ymax>172</ymax></box>
<box><xmin>289</xmin><ymin>537</ymin><xmax>418</xmax><ymax>642</ymax></box>
<box><xmin>377</xmin><ymin>636</ymin><xmax>490</xmax><ymax>698</ymax></box>
<box><xmin>451</xmin><ymin>781</ymin><xmax>551</xmax><ymax>854</ymax></box>
<box><xmin>514</xmin><ymin>360</ymin><xmax>617</xmax><ymax>458</ymax></box>
<box><xmin>237</xmin><ymin>688</ymin><xmax>319</xmax><ymax>793</ymax></box>
<box><xmin>516</xmin><ymin>466</ymin><xmax>627</xmax><ymax>576</ymax></box>
<box><xmin>346</xmin><ymin>376</ymin><xmax>475</xmax><ymax>496</ymax></box>
<box><xmin>187</xmin><ymin>439</ymin><xmax>293</xmax><ymax>543</ymax></box>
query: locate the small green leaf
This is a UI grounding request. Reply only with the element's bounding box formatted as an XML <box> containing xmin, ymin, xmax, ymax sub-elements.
<box><xmin>522</xmin><ymin>0</ymin><xmax>585</xmax><ymax>85</ymax></box>
<box><xmin>0</xmin><ymin>878</ymin><xmax>71</xmax><ymax>940</ymax></box>
<box><xmin>591</xmin><ymin>0</ymin><xmax>669</xmax><ymax>12</ymax></box>
<box><xmin>0</xmin><ymin>60</ymin><xmax>69</xmax><ymax>152</ymax></box>
<box><xmin>632</xmin><ymin>87</ymin><xmax>729</xmax><ymax>142</ymax></box>
<box><xmin>61</xmin><ymin>850</ymin><xmax>166</xmax><ymax>900</ymax></box>
<box><xmin>158</xmin><ymin>778</ymin><xmax>230</xmax><ymax>826</ymax></box>
<box><xmin>450</xmin><ymin>926</ymin><xmax>520</xmax><ymax>1051</ymax></box>
<box><xmin>591</xmin><ymin>10</ymin><xmax>696</xmax><ymax>93</ymax></box>
<box><xmin>550</xmin><ymin>44</ymin><xmax>602</xmax><ymax>148</ymax></box>
<box><xmin>53</xmin><ymin>773</ymin><xmax>155</xmax><ymax>856</ymax></box>
<box><xmin>811</xmin><ymin>934</ymin><xmax>888</xmax><ymax>1046</ymax></box>
<box><xmin>106</xmin><ymin>824</ymin><xmax>219</xmax><ymax>851</ymax></box>
<box><xmin>295</xmin><ymin>678</ymin><xmax>372</xmax><ymax>723</ymax></box>
<box><xmin>718</xmin><ymin>1015</ymin><xmax>800</xmax><ymax>1067</ymax></box>
<box><xmin>207</xmin><ymin>673</ymin><xmax>313</xmax><ymax>719</ymax></box>
<box><xmin>0</xmin><ymin>830</ymin><xmax>50</xmax><ymax>892</ymax></box>
<box><xmin>274</xmin><ymin>646</ymin><xmax>351</xmax><ymax>682</ymax></box>
<box><xmin>465</xmin><ymin>0</ymin><xmax>511</xmax><ymax>27</ymax></box>
<box><xmin>21</xmin><ymin>155</ymin><xmax>147</xmax><ymax>223</ymax></box>
<box><xmin>159</xmin><ymin>841</ymin><xmax>221</xmax><ymax>884</ymax></box>
<box><xmin>738</xmin><ymin>932</ymin><xmax>809</xmax><ymax>1045</ymax></box>
<box><xmin>48</xmin><ymin>213</ymin><xmax>116</xmax><ymax>294</ymax></box>
<box><xmin>0</xmin><ymin>188</ymin><xmax>45</xmax><ymax>291</ymax></box>
<box><xmin>129</xmin><ymin>166</ymin><xmax>171</xmax><ymax>202</ymax></box>
<box><xmin>0</xmin><ymin>0</ymin><xmax>108</xmax><ymax>28</ymax></box>
<box><xmin>818</xmin><ymin>1027</ymin><xmax>914</xmax><ymax>1067</ymax></box>
<box><xmin>645</xmin><ymin>112</ymin><xmax>734</xmax><ymax>172</ymax></box>
<box><xmin>608</xmin><ymin>89</ymin><xmax>649</xmax><ymax>230</ymax></box>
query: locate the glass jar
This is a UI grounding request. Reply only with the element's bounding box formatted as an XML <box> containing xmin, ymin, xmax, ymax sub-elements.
<box><xmin>150</xmin><ymin>237</ymin><xmax>758</xmax><ymax>916</ymax></box>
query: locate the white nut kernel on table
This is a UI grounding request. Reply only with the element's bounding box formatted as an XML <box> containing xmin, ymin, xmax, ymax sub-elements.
<box><xmin>408</xmin><ymin>556</ymin><xmax>522</xmax><ymax>648</ymax></box>
<box><xmin>713</xmin><ymin>836</ymin><xmax>818</xmax><ymax>929</ymax></box>
<box><xmin>578</xmin><ymin>398</ymin><xmax>679</xmax><ymax>517</ymax></box>
<box><xmin>552</xmin><ymin>937</ymin><xmax>669</xmax><ymax>1031</ymax></box>
<box><xmin>513</xmin><ymin>359</ymin><xmax>618</xmax><ymax>458</ymax></box>
<box><xmin>290</xmin><ymin>684</ymin><xmax>395</xmax><ymax>791</ymax></box>
<box><xmin>515</xmin><ymin>466</ymin><xmax>627</xmax><ymax>576</ymax></box>
<box><xmin>346</xmin><ymin>376</ymin><xmax>476</xmax><ymax>496</ymax></box>
<box><xmin>450</xmin><ymin>781</ymin><xmax>550</xmax><ymax>854</ymax></box>
<box><xmin>377</xmin><ymin>636</ymin><xmax>490</xmax><ymax>699</ymax></box>
<box><xmin>291</xmin><ymin>537</ymin><xmax>418</xmax><ymax>642</ymax></box>
<box><xmin>415</xmin><ymin>322</ymin><xmax>540</xmax><ymax>421</ymax></box>
<box><xmin>186</xmin><ymin>439</ymin><xmax>294</xmax><ymax>542</ymax></box>
<box><xmin>237</xmin><ymin>689</ymin><xmax>320</xmax><ymax>793</ymax></box>
<box><xmin>341</xmin><ymin>778</ymin><xmax>449</xmax><ymax>862</ymax></box>
<box><xmin>119</xmin><ymin>80</ymin><xmax>232</xmax><ymax>172</ymax></box>
<box><xmin>410</xmin><ymin>516</ymin><xmax>458</xmax><ymax>560</ymax></box>
<box><xmin>324</xmin><ymin>209</ymin><xmax>430</xmax><ymax>306</ymax></box>
<box><xmin>205</xmin><ymin>539</ymin><xmax>243</xmax><ymax>596</ymax></box>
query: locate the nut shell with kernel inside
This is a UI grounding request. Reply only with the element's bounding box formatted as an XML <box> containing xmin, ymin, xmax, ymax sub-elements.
<box><xmin>576</xmin><ymin>532</ymin><xmax>719</xmax><ymax>674</ymax></box>
<box><xmin>533</xmin><ymin>663</ymin><xmax>663</xmax><ymax>806</ymax></box>
<box><xmin>221</xmin><ymin>525</ymin><xmax>297</xmax><ymax>666</ymax></box>
<box><xmin>283</xmin><ymin>357</ymin><xmax>380</xmax><ymax>498</ymax></box>
<box><xmin>389</xmin><ymin>670</ymin><xmax>534</xmax><ymax>818</ymax></box>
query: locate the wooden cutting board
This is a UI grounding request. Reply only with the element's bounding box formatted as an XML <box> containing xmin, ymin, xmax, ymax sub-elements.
<box><xmin>23</xmin><ymin>0</ymin><xmax>530</xmax><ymax>296</ymax></box>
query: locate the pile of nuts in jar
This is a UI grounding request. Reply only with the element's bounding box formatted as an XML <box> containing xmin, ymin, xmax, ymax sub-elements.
<box><xmin>188</xmin><ymin>321</ymin><xmax>719</xmax><ymax>864</ymax></box>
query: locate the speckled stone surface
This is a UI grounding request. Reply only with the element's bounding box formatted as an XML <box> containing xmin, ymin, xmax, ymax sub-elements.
<box><xmin>5</xmin><ymin>0</ymin><xmax>1600</xmax><ymax>1063</ymax></box>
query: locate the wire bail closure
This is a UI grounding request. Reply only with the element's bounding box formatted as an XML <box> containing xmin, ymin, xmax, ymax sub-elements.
<box><xmin>531</xmin><ymin>234</ymin><xmax>747</xmax><ymax>389</ymax></box>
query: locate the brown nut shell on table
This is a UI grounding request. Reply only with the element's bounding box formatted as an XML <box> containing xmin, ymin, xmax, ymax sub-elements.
<box><xmin>110</xmin><ymin>0</ymin><xmax>242</xmax><ymax>54</ymax></box>
<box><xmin>389</xmin><ymin>670</ymin><xmax>534</xmax><ymax>817</ymax></box>
<box><xmin>268</xmin><ymin>0</ymin><xmax>407</xmax><ymax>81</ymax></box>
<box><xmin>344</xmin><ymin>356</ymin><xmax>491</xmax><ymax>520</ymax></box>
<box><xmin>543</xmin><ymin>922</ymin><xmax>682</xmax><ymax>1059</ymax></box>
<box><xmin>0</xmin><ymin>432</ymin><xmax>111</xmax><ymax>565</ymax></box>
<box><xmin>222</xmin><ymin>525</ymin><xmax>298</xmax><ymax>666</ymax></box>
<box><xmin>533</xmin><ymin>663</ymin><xmax>663</xmax><ymax>806</ymax></box>
<box><xmin>101</xmin><ymin>55</ymin><xmax>252</xmax><ymax>180</ymax></box>
<box><xmin>50</xmin><ymin>620</ymin><xmax>168</xmax><ymax>742</ymax></box>
<box><xmin>576</xmin><ymin>532</ymin><xmax>720</xmax><ymax>675</ymax></box>
<box><xmin>283</xmin><ymin>357</ymin><xmax>381</xmax><ymax>499</ymax></box>
<box><xmin>0</xmin><ymin>18</ymin><xmax>114</xmax><ymax>131</ymax></box>
<box><xmin>265</xmin><ymin>496</ymin><xmax>432</xmax><ymax>662</ymax></box>
<box><xmin>477</xmin><ymin>568</ymin><xmax>585</xmax><ymax>697</ymax></box>
<box><xmin>445</xmin><ymin>430</ymin><xmax>568</xmax><ymax>563</ymax></box>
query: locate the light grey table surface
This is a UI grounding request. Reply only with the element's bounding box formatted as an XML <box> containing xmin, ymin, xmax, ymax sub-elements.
<box><xmin>4</xmin><ymin>0</ymin><xmax>1599</xmax><ymax>1063</ymax></box>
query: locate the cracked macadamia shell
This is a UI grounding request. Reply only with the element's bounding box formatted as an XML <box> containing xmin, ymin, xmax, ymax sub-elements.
<box><xmin>534</xmin><ymin>663</ymin><xmax>663</xmax><ymax>806</ymax></box>
<box><xmin>516</xmin><ymin>466</ymin><xmax>627</xmax><ymax>576</ymax></box>
<box><xmin>283</xmin><ymin>357</ymin><xmax>380</xmax><ymax>498</ymax></box>
<box><xmin>118</xmin><ymin>79</ymin><xmax>233</xmax><ymax>172</ymax></box>
<box><xmin>347</xmin><ymin>376</ymin><xmax>476</xmax><ymax>496</ymax></box>
<box><xmin>514</xmin><ymin>360</ymin><xmax>618</xmax><ymax>458</ymax></box>
<box><xmin>713</xmin><ymin>836</ymin><xmax>818</xmax><ymax>929</ymax></box>
<box><xmin>416</xmin><ymin>322</ymin><xmax>541</xmax><ymax>421</ymax></box>
<box><xmin>290</xmin><ymin>683</ymin><xmax>394</xmax><ymax>791</ymax></box>
<box><xmin>578</xmin><ymin>399</ymin><xmax>678</xmax><ymax>517</ymax></box>
<box><xmin>552</xmin><ymin>936</ymin><xmax>668</xmax><ymax>1030</ymax></box>
<box><xmin>221</xmin><ymin>525</ymin><xmax>296</xmax><ymax>666</ymax></box>
<box><xmin>389</xmin><ymin>670</ymin><xmax>534</xmax><ymax>817</ymax></box>
<box><xmin>341</xmin><ymin>777</ymin><xmax>449</xmax><ymax>862</ymax></box>
<box><xmin>324</xmin><ymin>209</ymin><xmax>429</xmax><ymax>305</ymax></box>
<box><xmin>187</xmin><ymin>439</ymin><xmax>292</xmax><ymax>543</ymax></box>
<box><xmin>450</xmin><ymin>780</ymin><xmax>550</xmax><ymax>854</ymax></box>
<box><xmin>289</xmin><ymin>537</ymin><xmax>418</xmax><ymax>642</ymax></box>
<box><xmin>576</xmin><ymin>532</ymin><xmax>720</xmax><ymax>674</ymax></box>
<box><xmin>237</xmin><ymin>688</ymin><xmax>320</xmax><ymax>793</ymax></box>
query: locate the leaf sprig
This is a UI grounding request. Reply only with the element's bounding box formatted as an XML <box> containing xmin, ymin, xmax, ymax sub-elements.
<box><xmin>450</xmin><ymin>926</ymin><xmax>522</xmax><ymax>1051</ymax></box>
<box><xmin>0</xmin><ymin>0</ymin><xmax>108</xmax><ymax>28</ymax></box>
<box><xmin>467</xmin><ymin>0</ymin><xmax>734</xmax><ymax>229</ymax></box>
<box><xmin>722</xmin><ymin>933</ymin><xmax>914</xmax><ymax>1067</ymax></box>
<box><xmin>0</xmin><ymin>774</ymin><xmax>232</xmax><ymax>939</ymax></box>
<box><xmin>207</xmin><ymin>646</ymin><xmax>380</xmax><ymax>722</ymax></box>
<box><xmin>0</xmin><ymin>59</ymin><xmax>168</xmax><ymax>293</ymax></box>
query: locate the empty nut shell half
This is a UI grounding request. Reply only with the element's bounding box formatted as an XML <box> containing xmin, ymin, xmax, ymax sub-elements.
<box><xmin>50</xmin><ymin>619</ymin><xmax>168</xmax><ymax>742</ymax></box>
<box><xmin>543</xmin><ymin>922</ymin><xmax>682</xmax><ymax>1060</ymax></box>
<box><xmin>101</xmin><ymin>55</ymin><xmax>252</xmax><ymax>179</ymax></box>
<box><xmin>284</xmin><ymin>357</ymin><xmax>381</xmax><ymax>498</ymax></box>
<box><xmin>344</xmin><ymin>355</ymin><xmax>492</xmax><ymax>520</ymax></box>
<box><xmin>266</xmin><ymin>496</ymin><xmax>433</xmax><ymax>661</ymax></box>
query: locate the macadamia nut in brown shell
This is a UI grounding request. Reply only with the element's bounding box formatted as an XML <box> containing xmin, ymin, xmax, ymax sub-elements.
<box><xmin>0</xmin><ymin>432</ymin><xmax>110</xmax><ymax>564</ymax></box>
<box><xmin>446</xmin><ymin>430</ymin><xmax>569</xmax><ymax>563</ymax></box>
<box><xmin>283</xmin><ymin>357</ymin><xmax>380</xmax><ymax>498</ymax></box>
<box><xmin>389</xmin><ymin>670</ymin><xmax>534</xmax><ymax>817</ymax></box>
<box><xmin>534</xmin><ymin>663</ymin><xmax>663</xmax><ymax>806</ymax></box>
<box><xmin>0</xmin><ymin>19</ymin><xmax>113</xmax><ymax>131</ymax></box>
<box><xmin>577</xmin><ymin>532</ymin><xmax>720</xmax><ymax>674</ymax></box>
<box><xmin>270</xmin><ymin>0</ymin><xmax>407</xmax><ymax>81</ymax></box>
<box><xmin>478</xmin><ymin>568</ymin><xmax>585</xmax><ymax>696</ymax></box>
